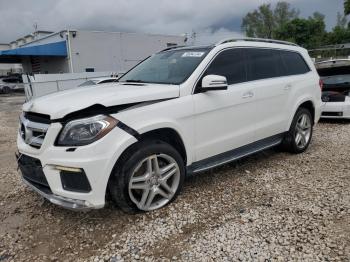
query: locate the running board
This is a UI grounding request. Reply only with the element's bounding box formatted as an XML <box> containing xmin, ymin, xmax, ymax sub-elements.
<box><xmin>187</xmin><ymin>133</ymin><xmax>284</xmax><ymax>174</ymax></box>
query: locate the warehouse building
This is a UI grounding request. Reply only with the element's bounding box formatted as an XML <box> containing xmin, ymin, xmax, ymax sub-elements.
<box><xmin>0</xmin><ymin>43</ymin><xmax>23</xmax><ymax>76</ymax></box>
<box><xmin>0</xmin><ymin>30</ymin><xmax>186</xmax><ymax>74</ymax></box>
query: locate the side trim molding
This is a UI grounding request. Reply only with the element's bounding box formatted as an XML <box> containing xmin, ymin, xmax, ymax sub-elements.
<box><xmin>117</xmin><ymin>121</ymin><xmax>140</xmax><ymax>140</ymax></box>
<box><xmin>187</xmin><ymin>133</ymin><xmax>284</xmax><ymax>174</ymax></box>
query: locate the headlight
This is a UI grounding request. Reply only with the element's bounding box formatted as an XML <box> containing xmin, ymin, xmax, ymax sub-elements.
<box><xmin>57</xmin><ymin>115</ymin><xmax>118</xmax><ymax>146</ymax></box>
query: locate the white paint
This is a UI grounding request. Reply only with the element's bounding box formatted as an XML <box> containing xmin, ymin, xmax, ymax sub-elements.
<box><xmin>17</xmin><ymin>39</ymin><xmax>322</xmax><ymax>209</ymax></box>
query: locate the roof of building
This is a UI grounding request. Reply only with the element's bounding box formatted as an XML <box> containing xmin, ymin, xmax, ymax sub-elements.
<box><xmin>0</xmin><ymin>41</ymin><xmax>67</xmax><ymax>57</ymax></box>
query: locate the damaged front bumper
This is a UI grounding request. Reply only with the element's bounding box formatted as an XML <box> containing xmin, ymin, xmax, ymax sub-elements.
<box><xmin>22</xmin><ymin>177</ymin><xmax>93</xmax><ymax>210</ymax></box>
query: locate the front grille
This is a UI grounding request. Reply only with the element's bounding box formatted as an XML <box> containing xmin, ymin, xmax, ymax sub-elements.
<box><xmin>17</xmin><ymin>154</ymin><xmax>51</xmax><ymax>192</ymax></box>
<box><xmin>322</xmin><ymin>111</ymin><xmax>343</xmax><ymax>117</ymax></box>
<box><xmin>20</xmin><ymin>113</ymin><xmax>49</xmax><ymax>148</ymax></box>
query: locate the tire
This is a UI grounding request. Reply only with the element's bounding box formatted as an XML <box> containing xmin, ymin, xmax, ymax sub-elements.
<box><xmin>280</xmin><ymin>107</ymin><xmax>313</xmax><ymax>154</ymax></box>
<box><xmin>108</xmin><ymin>140</ymin><xmax>185</xmax><ymax>213</ymax></box>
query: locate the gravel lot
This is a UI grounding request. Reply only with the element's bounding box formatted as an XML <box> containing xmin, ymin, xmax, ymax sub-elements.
<box><xmin>0</xmin><ymin>94</ymin><xmax>349</xmax><ymax>261</ymax></box>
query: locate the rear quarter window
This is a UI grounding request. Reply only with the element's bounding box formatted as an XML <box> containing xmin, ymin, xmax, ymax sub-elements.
<box><xmin>279</xmin><ymin>51</ymin><xmax>310</xmax><ymax>76</ymax></box>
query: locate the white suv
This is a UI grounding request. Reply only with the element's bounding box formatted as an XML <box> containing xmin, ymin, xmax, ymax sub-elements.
<box><xmin>17</xmin><ymin>38</ymin><xmax>322</xmax><ymax>212</ymax></box>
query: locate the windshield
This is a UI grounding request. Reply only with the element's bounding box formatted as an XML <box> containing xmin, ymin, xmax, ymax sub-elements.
<box><xmin>118</xmin><ymin>48</ymin><xmax>211</xmax><ymax>85</ymax></box>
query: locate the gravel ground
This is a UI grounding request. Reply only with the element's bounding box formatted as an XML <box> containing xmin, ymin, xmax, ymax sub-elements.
<box><xmin>0</xmin><ymin>94</ymin><xmax>349</xmax><ymax>261</ymax></box>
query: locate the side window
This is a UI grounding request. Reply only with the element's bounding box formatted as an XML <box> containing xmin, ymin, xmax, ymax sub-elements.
<box><xmin>280</xmin><ymin>51</ymin><xmax>310</xmax><ymax>76</ymax></box>
<box><xmin>204</xmin><ymin>49</ymin><xmax>246</xmax><ymax>85</ymax></box>
<box><xmin>246</xmin><ymin>48</ymin><xmax>280</xmax><ymax>81</ymax></box>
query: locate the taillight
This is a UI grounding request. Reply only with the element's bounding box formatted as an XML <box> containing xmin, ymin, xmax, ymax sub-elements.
<box><xmin>319</xmin><ymin>79</ymin><xmax>323</xmax><ymax>90</ymax></box>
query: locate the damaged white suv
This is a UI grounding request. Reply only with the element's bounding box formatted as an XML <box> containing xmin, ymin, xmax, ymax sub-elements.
<box><xmin>17</xmin><ymin>38</ymin><xmax>322</xmax><ymax>212</ymax></box>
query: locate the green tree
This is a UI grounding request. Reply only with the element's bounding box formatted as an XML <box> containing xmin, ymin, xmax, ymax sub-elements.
<box><xmin>336</xmin><ymin>12</ymin><xmax>347</xmax><ymax>28</ymax></box>
<box><xmin>241</xmin><ymin>1</ymin><xmax>299</xmax><ymax>38</ymax></box>
<box><xmin>274</xmin><ymin>12</ymin><xmax>327</xmax><ymax>49</ymax></box>
<box><xmin>326</xmin><ymin>26</ymin><xmax>350</xmax><ymax>44</ymax></box>
<box><xmin>345</xmin><ymin>0</ymin><xmax>350</xmax><ymax>15</ymax></box>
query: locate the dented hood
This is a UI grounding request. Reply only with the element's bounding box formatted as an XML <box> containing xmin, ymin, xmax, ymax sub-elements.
<box><xmin>22</xmin><ymin>83</ymin><xmax>180</xmax><ymax>119</ymax></box>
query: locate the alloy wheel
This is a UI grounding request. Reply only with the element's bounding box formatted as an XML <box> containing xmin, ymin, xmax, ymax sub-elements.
<box><xmin>128</xmin><ymin>153</ymin><xmax>180</xmax><ymax>211</ymax></box>
<box><xmin>295</xmin><ymin>113</ymin><xmax>312</xmax><ymax>149</ymax></box>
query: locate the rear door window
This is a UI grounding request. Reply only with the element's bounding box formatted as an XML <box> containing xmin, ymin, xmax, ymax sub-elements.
<box><xmin>245</xmin><ymin>48</ymin><xmax>280</xmax><ymax>81</ymax></box>
<box><xmin>204</xmin><ymin>49</ymin><xmax>247</xmax><ymax>85</ymax></box>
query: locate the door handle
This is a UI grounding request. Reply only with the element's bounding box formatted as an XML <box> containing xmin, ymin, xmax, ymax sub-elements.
<box><xmin>242</xmin><ymin>91</ymin><xmax>254</xmax><ymax>99</ymax></box>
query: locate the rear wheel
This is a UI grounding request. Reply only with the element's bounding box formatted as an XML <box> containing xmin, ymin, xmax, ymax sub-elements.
<box><xmin>281</xmin><ymin>107</ymin><xmax>313</xmax><ymax>154</ymax></box>
<box><xmin>108</xmin><ymin>140</ymin><xmax>185</xmax><ymax>213</ymax></box>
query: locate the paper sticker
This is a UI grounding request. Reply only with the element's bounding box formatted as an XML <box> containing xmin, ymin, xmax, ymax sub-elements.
<box><xmin>182</xmin><ymin>52</ymin><xmax>205</xmax><ymax>58</ymax></box>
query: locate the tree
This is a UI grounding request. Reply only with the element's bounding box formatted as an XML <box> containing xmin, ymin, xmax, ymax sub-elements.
<box><xmin>336</xmin><ymin>12</ymin><xmax>347</xmax><ymax>28</ymax></box>
<box><xmin>325</xmin><ymin>10</ymin><xmax>350</xmax><ymax>45</ymax></box>
<box><xmin>274</xmin><ymin>12</ymin><xmax>327</xmax><ymax>49</ymax></box>
<box><xmin>241</xmin><ymin>1</ymin><xmax>299</xmax><ymax>38</ymax></box>
<box><xmin>274</xmin><ymin>2</ymin><xmax>299</xmax><ymax>26</ymax></box>
<box><xmin>326</xmin><ymin>26</ymin><xmax>350</xmax><ymax>44</ymax></box>
<box><xmin>345</xmin><ymin>0</ymin><xmax>350</xmax><ymax>15</ymax></box>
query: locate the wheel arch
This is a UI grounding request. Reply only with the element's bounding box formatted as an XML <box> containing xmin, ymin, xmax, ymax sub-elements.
<box><xmin>136</xmin><ymin>128</ymin><xmax>188</xmax><ymax>165</ymax></box>
<box><xmin>288</xmin><ymin>98</ymin><xmax>316</xmax><ymax>129</ymax></box>
<box><xmin>105</xmin><ymin>126</ymin><xmax>189</xmax><ymax>208</ymax></box>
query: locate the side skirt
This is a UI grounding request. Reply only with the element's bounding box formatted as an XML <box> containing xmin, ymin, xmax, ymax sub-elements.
<box><xmin>187</xmin><ymin>133</ymin><xmax>284</xmax><ymax>174</ymax></box>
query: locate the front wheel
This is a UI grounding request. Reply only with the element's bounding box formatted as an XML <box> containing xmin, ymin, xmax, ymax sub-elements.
<box><xmin>108</xmin><ymin>140</ymin><xmax>185</xmax><ymax>213</ymax></box>
<box><xmin>281</xmin><ymin>108</ymin><xmax>313</xmax><ymax>154</ymax></box>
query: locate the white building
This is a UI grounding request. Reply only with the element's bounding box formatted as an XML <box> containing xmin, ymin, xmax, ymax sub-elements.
<box><xmin>0</xmin><ymin>30</ymin><xmax>186</xmax><ymax>74</ymax></box>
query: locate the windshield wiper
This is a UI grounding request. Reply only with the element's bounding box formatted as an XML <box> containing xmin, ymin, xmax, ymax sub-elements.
<box><xmin>124</xmin><ymin>79</ymin><xmax>148</xmax><ymax>83</ymax></box>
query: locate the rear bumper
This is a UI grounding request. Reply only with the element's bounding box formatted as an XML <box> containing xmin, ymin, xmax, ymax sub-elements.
<box><xmin>321</xmin><ymin>100</ymin><xmax>350</xmax><ymax>119</ymax></box>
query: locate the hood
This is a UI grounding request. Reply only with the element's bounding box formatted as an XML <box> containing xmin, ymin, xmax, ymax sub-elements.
<box><xmin>23</xmin><ymin>83</ymin><xmax>179</xmax><ymax>119</ymax></box>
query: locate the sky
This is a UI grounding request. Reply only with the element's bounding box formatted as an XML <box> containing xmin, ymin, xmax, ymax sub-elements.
<box><xmin>0</xmin><ymin>0</ymin><xmax>344</xmax><ymax>44</ymax></box>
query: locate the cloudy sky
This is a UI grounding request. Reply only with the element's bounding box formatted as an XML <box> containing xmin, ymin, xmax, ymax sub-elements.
<box><xmin>0</xmin><ymin>0</ymin><xmax>344</xmax><ymax>44</ymax></box>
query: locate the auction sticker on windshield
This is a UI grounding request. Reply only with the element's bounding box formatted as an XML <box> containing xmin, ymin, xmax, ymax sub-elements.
<box><xmin>182</xmin><ymin>52</ymin><xmax>205</xmax><ymax>57</ymax></box>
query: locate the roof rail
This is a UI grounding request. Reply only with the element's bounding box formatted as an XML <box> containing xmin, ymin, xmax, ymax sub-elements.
<box><xmin>216</xmin><ymin>37</ymin><xmax>298</xmax><ymax>47</ymax></box>
<box><xmin>159</xmin><ymin>45</ymin><xmax>187</xmax><ymax>52</ymax></box>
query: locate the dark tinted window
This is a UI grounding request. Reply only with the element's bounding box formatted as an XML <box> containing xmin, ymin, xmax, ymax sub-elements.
<box><xmin>5</xmin><ymin>78</ymin><xmax>20</xmax><ymax>83</ymax></box>
<box><xmin>246</xmin><ymin>49</ymin><xmax>281</xmax><ymax>81</ymax></box>
<box><xmin>204</xmin><ymin>49</ymin><xmax>246</xmax><ymax>85</ymax></box>
<box><xmin>280</xmin><ymin>51</ymin><xmax>310</xmax><ymax>75</ymax></box>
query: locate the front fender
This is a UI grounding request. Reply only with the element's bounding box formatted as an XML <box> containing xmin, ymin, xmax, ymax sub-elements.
<box><xmin>136</xmin><ymin>120</ymin><xmax>193</xmax><ymax>165</ymax></box>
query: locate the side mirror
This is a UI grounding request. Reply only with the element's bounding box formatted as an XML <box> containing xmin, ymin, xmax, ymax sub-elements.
<box><xmin>200</xmin><ymin>75</ymin><xmax>228</xmax><ymax>92</ymax></box>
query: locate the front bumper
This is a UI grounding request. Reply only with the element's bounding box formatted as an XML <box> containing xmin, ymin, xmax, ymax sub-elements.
<box><xmin>22</xmin><ymin>177</ymin><xmax>92</xmax><ymax>210</ymax></box>
<box><xmin>17</xmin><ymin>121</ymin><xmax>137</xmax><ymax>210</ymax></box>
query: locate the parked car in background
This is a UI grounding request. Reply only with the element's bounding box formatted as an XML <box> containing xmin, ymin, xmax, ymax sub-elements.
<box><xmin>17</xmin><ymin>38</ymin><xmax>321</xmax><ymax>212</ymax></box>
<box><xmin>78</xmin><ymin>77</ymin><xmax>119</xmax><ymax>87</ymax></box>
<box><xmin>316</xmin><ymin>59</ymin><xmax>350</xmax><ymax>119</ymax></box>
<box><xmin>0</xmin><ymin>75</ymin><xmax>24</xmax><ymax>94</ymax></box>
